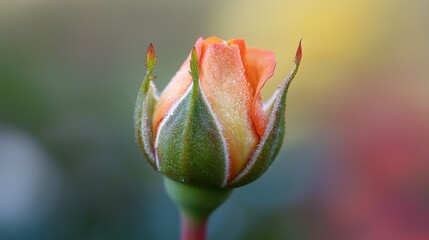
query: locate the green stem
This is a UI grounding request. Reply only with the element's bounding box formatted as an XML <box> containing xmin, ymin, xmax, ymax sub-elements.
<box><xmin>163</xmin><ymin>177</ymin><xmax>233</xmax><ymax>240</ymax></box>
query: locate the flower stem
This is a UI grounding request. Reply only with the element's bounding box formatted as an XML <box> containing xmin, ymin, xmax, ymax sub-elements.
<box><xmin>163</xmin><ymin>177</ymin><xmax>233</xmax><ymax>240</ymax></box>
<box><xmin>180</xmin><ymin>211</ymin><xmax>207</xmax><ymax>240</ymax></box>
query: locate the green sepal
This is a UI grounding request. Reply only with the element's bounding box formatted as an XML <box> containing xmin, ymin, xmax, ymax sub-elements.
<box><xmin>135</xmin><ymin>44</ymin><xmax>158</xmax><ymax>169</ymax></box>
<box><xmin>262</xmin><ymin>89</ymin><xmax>278</xmax><ymax>119</ymax></box>
<box><xmin>229</xmin><ymin>52</ymin><xmax>301</xmax><ymax>187</ymax></box>
<box><xmin>155</xmin><ymin>50</ymin><xmax>228</xmax><ymax>188</ymax></box>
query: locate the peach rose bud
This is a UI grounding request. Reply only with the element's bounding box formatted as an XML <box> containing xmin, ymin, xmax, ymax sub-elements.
<box><xmin>135</xmin><ymin>37</ymin><xmax>302</xmax><ymax>188</ymax></box>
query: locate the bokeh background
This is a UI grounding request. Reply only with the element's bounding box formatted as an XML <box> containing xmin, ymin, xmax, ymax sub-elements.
<box><xmin>1</xmin><ymin>0</ymin><xmax>428</xmax><ymax>239</ymax></box>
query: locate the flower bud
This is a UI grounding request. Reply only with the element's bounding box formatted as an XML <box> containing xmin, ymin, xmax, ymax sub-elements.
<box><xmin>135</xmin><ymin>37</ymin><xmax>302</xmax><ymax>188</ymax></box>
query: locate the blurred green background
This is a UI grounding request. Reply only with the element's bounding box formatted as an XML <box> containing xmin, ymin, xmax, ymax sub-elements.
<box><xmin>1</xmin><ymin>0</ymin><xmax>428</xmax><ymax>239</ymax></box>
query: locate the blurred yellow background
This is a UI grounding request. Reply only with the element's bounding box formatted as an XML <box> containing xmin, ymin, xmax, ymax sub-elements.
<box><xmin>1</xmin><ymin>0</ymin><xmax>428</xmax><ymax>239</ymax></box>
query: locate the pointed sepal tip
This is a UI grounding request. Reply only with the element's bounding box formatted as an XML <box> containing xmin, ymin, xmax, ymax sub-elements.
<box><xmin>146</xmin><ymin>43</ymin><xmax>156</xmax><ymax>71</ymax></box>
<box><xmin>189</xmin><ymin>47</ymin><xmax>200</xmax><ymax>84</ymax></box>
<box><xmin>295</xmin><ymin>39</ymin><xmax>302</xmax><ymax>64</ymax></box>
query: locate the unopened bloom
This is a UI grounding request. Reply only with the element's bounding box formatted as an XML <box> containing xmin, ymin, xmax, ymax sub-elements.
<box><xmin>135</xmin><ymin>37</ymin><xmax>301</xmax><ymax>188</ymax></box>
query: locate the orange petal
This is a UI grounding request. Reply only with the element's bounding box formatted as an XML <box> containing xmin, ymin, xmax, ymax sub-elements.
<box><xmin>246</xmin><ymin>47</ymin><xmax>276</xmax><ymax>136</ymax></box>
<box><xmin>204</xmin><ymin>36</ymin><xmax>224</xmax><ymax>44</ymax></box>
<box><xmin>152</xmin><ymin>38</ymin><xmax>205</xmax><ymax>136</ymax></box>
<box><xmin>228</xmin><ymin>38</ymin><xmax>247</xmax><ymax>67</ymax></box>
<box><xmin>200</xmin><ymin>36</ymin><xmax>223</xmax><ymax>59</ymax></box>
<box><xmin>200</xmin><ymin>42</ymin><xmax>259</xmax><ymax>181</ymax></box>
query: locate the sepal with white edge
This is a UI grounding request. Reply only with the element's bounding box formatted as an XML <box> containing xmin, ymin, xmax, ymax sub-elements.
<box><xmin>135</xmin><ymin>44</ymin><xmax>158</xmax><ymax>169</ymax></box>
<box><xmin>155</xmin><ymin>48</ymin><xmax>229</xmax><ymax>188</ymax></box>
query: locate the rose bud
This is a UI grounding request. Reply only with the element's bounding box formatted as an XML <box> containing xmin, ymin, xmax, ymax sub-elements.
<box><xmin>135</xmin><ymin>37</ymin><xmax>302</xmax><ymax>188</ymax></box>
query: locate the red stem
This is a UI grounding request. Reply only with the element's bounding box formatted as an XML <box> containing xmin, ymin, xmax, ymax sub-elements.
<box><xmin>180</xmin><ymin>212</ymin><xmax>208</xmax><ymax>240</ymax></box>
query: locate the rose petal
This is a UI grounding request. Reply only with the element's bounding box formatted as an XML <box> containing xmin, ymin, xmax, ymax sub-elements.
<box><xmin>200</xmin><ymin>42</ymin><xmax>258</xmax><ymax>181</ymax></box>
<box><xmin>246</xmin><ymin>47</ymin><xmax>276</xmax><ymax>136</ymax></box>
<box><xmin>200</xmin><ymin>36</ymin><xmax>223</xmax><ymax>58</ymax></box>
<box><xmin>227</xmin><ymin>38</ymin><xmax>247</xmax><ymax>67</ymax></box>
